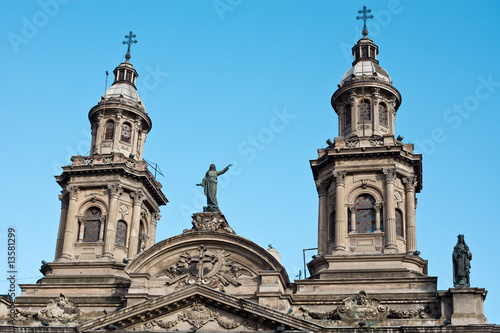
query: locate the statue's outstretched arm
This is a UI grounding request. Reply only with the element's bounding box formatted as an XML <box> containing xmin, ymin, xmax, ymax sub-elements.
<box><xmin>217</xmin><ymin>164</ymin><xmax>233</xmax><ymax>176</ymax></box>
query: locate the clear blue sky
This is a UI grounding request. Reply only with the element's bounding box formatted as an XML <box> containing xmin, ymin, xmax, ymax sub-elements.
<box><xmin>1</xmin><ymin>0</ymin><xmax>499</xmax><ymax>324</ymax></box>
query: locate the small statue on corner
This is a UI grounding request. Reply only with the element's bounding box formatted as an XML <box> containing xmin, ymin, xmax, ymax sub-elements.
<box><xmin>452</xmin><ymin>234</ymin><xmax>472</xmax><ymax>287</ymax></box>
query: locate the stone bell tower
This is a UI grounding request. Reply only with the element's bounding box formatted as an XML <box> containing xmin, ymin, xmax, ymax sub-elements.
<box><xmin>308</xmin><ymin>19</ymin><xmax>425</xmax><ymax>279</ymax></box>
<box><xmin>53</xmin><ymin>35</ymin><xmax>167</xmax><ymax>264</ymax></box>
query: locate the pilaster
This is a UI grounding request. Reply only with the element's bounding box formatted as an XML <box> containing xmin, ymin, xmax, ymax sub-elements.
<box><xmin>60</xmin><ymin>186</ymin><xmax>79</xmax><ymax>260</ymax></box>
<box><xmin>103</xmin><ymin>183</ymin><xmax>123</xmax><ymax>259</ymax></box>
<box><xmin>128</xmin><ymin>190</ymin><xmax>146</xmax><ymax>258</ymax></box>
<box><xmin>317</xmin><ymin>180</ymin><xmax>330</xmax><ymax>255</ymax></box>
<box><xmin>403</xmin><ymin>175</ymin><xmax>417</xmax><ymax>254</ymax></box>
<box><xmin>54</xmin><ymin>192</ymin><xmax>69</xmax><ymax>260</ymax></box>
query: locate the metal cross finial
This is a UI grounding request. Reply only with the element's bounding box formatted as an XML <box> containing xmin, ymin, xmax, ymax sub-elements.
<box><xmin>122</xmin><ymin>31</ymin><xmax>137</xmax><ymax>55</ymax></box>
<box><xmin>356</xmin><ymin>6</ymin><xmax>374</xmax><ymax>36</ymax></box>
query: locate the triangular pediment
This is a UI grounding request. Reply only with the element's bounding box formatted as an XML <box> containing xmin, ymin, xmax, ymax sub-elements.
<box><xmin>77</xmin><ymin>285</ymin><xmax>321</xmax><ymax>332</ymax></box>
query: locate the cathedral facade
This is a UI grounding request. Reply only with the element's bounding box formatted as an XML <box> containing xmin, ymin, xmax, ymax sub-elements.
<box><xmin>1</xmin><ymin>25</ymin><xmax>497</xmax><ymax>333</ymax></box>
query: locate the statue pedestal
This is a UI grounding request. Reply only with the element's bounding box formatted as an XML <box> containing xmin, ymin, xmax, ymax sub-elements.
<box><xmin>184</xmin><ymin>211</ymin><xmax>235</xmax><ymax>234</ymax></box>
<box><xmin>448</xmin><ymin>287</ymin><xmax>488</xmax><ymax>325</ymax></box>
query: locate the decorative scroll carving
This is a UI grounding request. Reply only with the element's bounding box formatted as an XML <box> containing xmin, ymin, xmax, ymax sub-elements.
<box><xmin>157</xmin><ymin>245</ymin><xmax>253</xmax><ymax>291</ymax></box>
<box><xmin>388</xmin><ymin>305</ymin><xmax>430</xmax><ymax>319</ymax></box>
<box><xmin>107</xmin><ymin>183</ymin><xmax>123</xmax><ymax>198</ymax></box>
<box><xmin>337</xmin><ymin>291</ymin><xmax>388</xmax><ymax>324</ymax></box>
<box><xmin>333</xmin><ymin>170</ymin><xmax>347</xmax><ymax>186</ymax></box>
<box><xmin>383</xmin><ymin>168</ymin><xmax>397</xmax><ymax>183</ymax></box>
<box><xmin>144</xmin><ymin>318</ymin><xmax>178</xmax><ymax>330</ymax></box>
<box><xmin>298</xmin><ymin>306</ymin><xmax>338</xmax><ymax>320</ymax></box>
<box><xmin>67</xmin><ymin>186</ymin><xmax>79</xmax><ymax>200</ymax></box>
<box><xmin>403</xmin><ymin>175</ymin><xmax>417</xmax><ymax>191</ymax></box>
<box><xmin>185</xmin><ymin>212</ymin><xmax>235</xmax><ymax>234</ymax></box>
<box><xmin>152</xmin><ymin>211</ymin><xmax>161</xmax><ymax>222</ymax></box>
<box><xmin>346</xmin><ymin>140</ymin><xmax>359</xmax><ymax>148</ymax></box>
<box><xmin>178</xmin><ymin>301</ymin><xmax>217</xmax><ymax>328</ymax></box>
<box><xmin>316</xmin><ymin>180</ymin><xmax>330</xmax><ymax>196</ymax></box>
<box><xmin>38</xmin><ymin>294</ymin><xmax>80</xmax><ymax>323</ymax></box>
<box><xmin>130</xmin><ymin>190</ymin><xmax>146</xmax><ymax>204</ymax></box>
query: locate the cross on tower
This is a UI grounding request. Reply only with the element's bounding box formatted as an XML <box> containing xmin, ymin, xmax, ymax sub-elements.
<box><xmin>356</xmin><ymin>6</ymin><xmax>374</xmax><ymax>36</ymax></box>
<box><xmin>122</xmin><ymin>31</ymin><xmax>137</xmax><ymax>55</ymax></box>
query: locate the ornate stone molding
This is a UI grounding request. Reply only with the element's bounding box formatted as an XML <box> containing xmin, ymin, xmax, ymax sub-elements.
<box><xmin>374</xmin><ymin>204</ymin><xmax>382</xmax><ymax>213</ymax></box>
<box><xmin>383</xmin><ymin>168</ymin><xmax>397</xmax><ymax>184</ymax></box>
<box><xmin>316</xmin><ymin>180</ymin><xmax>330</xmax><ymax>196</ymax></box>
<box><xmin>346</xmin><ymin>140</ymin><xmax>359</xmax><ymax>148</ymax></box>
<box><xmin>388</xmin><ymin>305</ymin><xmax>430</xmax><ymax>319</ymax></box>
<box><xmin>337</xmin><ymin>291</ymin><xmax>389</xmax><ymax>324</ymax></box>
<box><xmin>115</xmin><ymin>109</ymin><xmax>123</xmax><ymax>121</ymax></box>
<box><xmin>107</xmin><ymin>183</ymin><xmax>123</xmax><ymax>198</ymax></box>
<box><xmin>298</xmin><ymin>306</ymin><xmax>338</xmax><ymax>321</ymax></box>
<box><xmin>333</xmin><ymin>170</ymin><xmax>347</xmax><ymax>186</ymax></box>
<box><xmin>403</xmin><ymin>175</ymin><xmax>417</xmax><ymax>191</ymax></box>
<box><xmin>152</xmin><ymin>211</ymin><xmax>161</xmax><ymax>222</ymax></box>
<box><xmin>130</xmin><ymin>190</ymin><xmax>146</xmax><ymax>204</ymax></box>
<box><xmin>186</xmin><ymin>212</ymin><xmax>235</xmax><ymax>234</ymax></box>
<box><xmin>67</xmin><ymin>186</ymin><xmax>79</xmax><ymax>200</ymax></box>
<box><xmin>157</xmin><ymin>245</ymin><xmax>253</xmax><ymax>292</ymax></box>
<box><xmin>38</xmin><ymin>293</ymin><xmax>80</xmax><ymax>323</ymax></box>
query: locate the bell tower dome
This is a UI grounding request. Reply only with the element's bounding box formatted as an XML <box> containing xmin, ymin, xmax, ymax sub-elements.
<box><xmin>53</xmin><ymin>32</ymin><xmax>167</xmax><ymax>264</ymax></box>
<box><xmin>309</xmin><ymin>11</ymin><xmax>424</xmax><ymax>280</ymax></box>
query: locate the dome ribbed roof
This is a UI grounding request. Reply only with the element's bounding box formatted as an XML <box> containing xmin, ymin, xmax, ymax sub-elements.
<box><xmin>340</xmin><ymin>60</ymin><xmax>391</xmax><ymax>86</ymax></box>
<box><xmin>103</xmin><ymin>82</ymin><xmax>142</xmax><ymax>103</ymax></box>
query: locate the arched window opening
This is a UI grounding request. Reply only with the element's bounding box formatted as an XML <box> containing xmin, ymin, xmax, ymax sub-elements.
<box><xmin>355</xmin><ymin>195</ymin><xmax>375</xmax><ymax>233</ymax></box>
<box><xmin>115</xmin><ymin>221</ymin><xmax>127</xmax><ymax>246</ymax></box>
<box><xmin>83</xmin><ymin>207</ymin><xmax>101</xmax><ymax>242</ymax></box>
<box><xmin>360</xmin><ymin>100</ymin><xmax>371</xmax><ymax>122</ymax></box>
<box><xmin>345</xmin><ymin>105</ymin><xmax>352</xmax><ymax>127</ymax></box>
<box><xmin>362</xmin><ymin>46</ymin><xmax>368</xmax><ymax>57</ymax></box>
<box><xmin>125</xmin><ymin>70</ymin><xmax>131</xmax><ymax>82</ymax></box>
<box><xmin>396</xmin><ymin>210</ymin><xmax>404</xmax><ymax>237</ymax></box>
<box><xmin>104</xmin><ymin>120</ymin><xmax>115</xmax><ymax>140</ymax></box>
<box><xmin>118</xmin><ymin>70</ymin><xmax>124</xmax><ymax>81</ymax></box>
<box><xmin>379</xmin><ymin>103</ymin><xmax>388</xmax><ymax>126</ymax></box>
<box><xmin>121</xmin><ymin>122</ymin><xmax>132</xmax><ymax>143</ymax></box>
<box><xmin>138</xmin><ymin>221</ymin><xmax>146</xmax><ymax>253</ymax></box>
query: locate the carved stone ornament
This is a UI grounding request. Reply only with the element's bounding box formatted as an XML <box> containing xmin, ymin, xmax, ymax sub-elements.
<box><xmin>38</xmin><ymin>293</ymin><xmax>81</xmax><ymax>323</ymax></box>
<box><xmin>67</xmin><ymin>186</ymin><xmax>79</xmax><ymax>200</ymax></box>
<box><xmin>178</xmin><ymin>301</ymin><xmax>218</xmax><ymax>328</ymax></box>
<box><xmin>119</xmin><ymin>203</ymin><xmax>129</xmax><ymax>217</ymax></box>
<box><xmin>388</xmin><ymin>305</ymin><xmax>430</xmax><ymax>319</ymax></box>
<box><xmin>383</xmin><ymin>168</ymin><xmax>397</xmax><ymax>183</ymax></box>
<box><xmin>185</xmin><ymin>212</ymin><xmax>235</xmax><ymax>234</ymax></box>
<box><xmin>370</xmin><ymin>138</ymin><xmax>383</xmax><ymax>147</ymax></box>
<box><xmin>131</xmin><ymin>190</ymin><xmax>146</xmax><ymax>204</ymax></box>
<box><xmin>316</xmin><ymin>180</ymin><xmax>330</xmax><ymax>196</ymax></box>
<box><xmin>108</xmin><ymin>183</ymin><xmax>123</xmax><ymax>198</ymax></box>
<box><xmin>403</xmin><ymin>175</ymin><xmax>417</xmax><ymax>191</ymax></box>
<box><xmin>333</xmin><ymin>170</ymin><xmax>347</xmax><ymax>186</ymax></box>
<box><xmin>157</xmin><ymin>245</ymin><xmax>253</xmax><ymax>292</ymax></box>
<box><xmin>337</xmin><ymin>291</ymin><xmax>389</xmax><ymax>324</ymax></box>
<box><xmin>298</xmin><ymin>306</ymin><xmax>339</xmax><ymax>321</ymax></box>
<box><xmin>346</xmin><ymin>140</ymin><xmax>359</xmax><ymax>148</ymax></box>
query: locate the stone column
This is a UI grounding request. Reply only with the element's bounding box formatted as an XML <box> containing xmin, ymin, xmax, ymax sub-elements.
<box><xmin>112</xmin><ymin>110</ymin><xmax>122</xmax><ymax>152</ymax></box>
<box><xmin>60</xmin><ymin>186</ymin><xmax>79</xmax><ymax>260</ymax></box>
<box><xmin>383</xmin><ymin>168</ymin><xmax>398</xmax><ymax>252</ymax></box>
<box><xmin>403</xmin><ymin>176</ymin><xmax>417</xmax><ymax>254</ymax></box>
<box><xmin>348</xmin><ymin>204</ymin><xmax>356</xmax><ymax>233</ymax></box>
<box><xmin>148</xmin><ymin>212</ymin><xmax>161</xmax><ymax>247</ymax></box>
<box><xmin>103</xmin><ymin>183</ymin><xmax>123</xmax><ymax>258</ymax></box>
<box><xmin>137</xmin><ymin>130</ymin><xmax>146</xmax><ymax>160</ymax></box>
<box><xmin>99</xmin><ymin>215</ymin><xmax>106</xmax><ymax>241</ymax></box>
<box><xmin>374</xmin><ymin>203</ymin><xmax>382</xmax><ymax>232</ymax></box>
<box><xmin>77</xmin><ymin>216</ymin><xmax>85</xmax><ymax>241</ymax></box>
<box><xmin>333</xmin><ymin>170</ymin><xmax>347</xmax><ymax>252</ymax></box>
<box><xmin>55</xmin><ymin>193</ymin><xmax>69</xmax><ymax>260</ymax></box>
<box><xmin>372</xmin><ymin>88</ymin><xmax>380</xmax><ymax>135</ymax></box>
<box><xmin>93</xmin><ymin>112</ymin><xmax>104</xmax><ymax>155</ymax></box>
<box><xmin>317</xmin><ymin>180</ymin><xmax>330</xmax><ymax>255</ymax></box>
<box><xmin>128</xmin><ymin>190</ymin><xmax>146</xmax><ymax>258</ymax></box>
<box><xmin>349</xmin><ymin>92</ymin><xmax>357</xmax><ymax>134</ymax></box>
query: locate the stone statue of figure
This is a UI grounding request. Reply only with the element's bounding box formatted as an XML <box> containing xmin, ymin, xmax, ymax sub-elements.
<box><xmin>452</xmin><ymin>234</ymin><xmax>472</xmax><ymax>287</ymax></box>
<box><xmin>197</xmin><ymin>164</ymin><xmax>232</xmax><ymax>212</ymax></box>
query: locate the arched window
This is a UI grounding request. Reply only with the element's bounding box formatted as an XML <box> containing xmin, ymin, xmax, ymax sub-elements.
<box><xmin>396</xmin><ymin>209</ymin><xmax>404</xmax><ymax>237</ymax></box>
<box><xmin>355</xmin><ymin>195</ymin><xmax>376</xmax><ymax>233</ymax></box>
<box><xmin>83</xmin><ymin>207</ymin><xmax>101</xmax><ymax>242</ymax></box>
<box><xmin>121</xmin><ymin>122</ymin><xmax>132</xmax><ymax>143</ymax></box>
<box><xmin>360</xmin><ymin>100</ymin><xmax>371</xmax><ymax>122</ymax></box>
<box><xmin>125</xmin><ymin>70</ymin><xmax>131</xmax><ymax>82</ymax></box>
<box><xmin>379</xmin><ymin>103</ymin><xmax>388</xmax><ymax>126</ymax></box>
<box><xmin>118</xmin><ymin>70</ymin><xmax>124</xmax><ymax>81</ymax></box>
<box><xmin>345</xmin><ymin>105</ymin><xmax>352</xmax><ymax>127</ymax></box>
<box><xmin>104</xmin><ymin>120</ymin><xmax>115</xmax><ymax>140</ymax></box>
<box><xmin>115</xmin><ymin>221</ymin><xmax>127</xmax><ymax>246</ymax></box>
